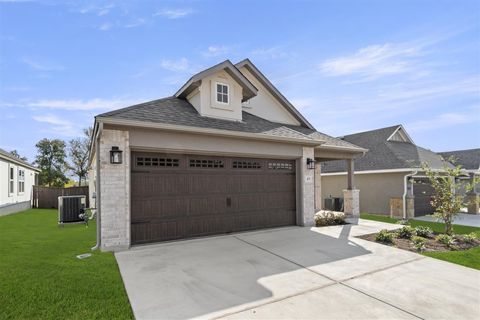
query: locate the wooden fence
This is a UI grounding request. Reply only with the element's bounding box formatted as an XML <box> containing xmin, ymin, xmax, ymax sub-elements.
<box><xmin>33</xmin><ymin>186</ymin><xmax>89</xmax><ymax>209</ymax></box>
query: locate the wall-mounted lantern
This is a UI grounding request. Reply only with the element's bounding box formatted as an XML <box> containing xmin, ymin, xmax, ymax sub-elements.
<box><xmin>110</xmin><ymin>146</ymin><xmax>123</xmax><ymax>164</ymax></box>
<box><xmin>306</xmin><ymin>158</ymin><xmax>316</xmax><ymax>170</ymax></box>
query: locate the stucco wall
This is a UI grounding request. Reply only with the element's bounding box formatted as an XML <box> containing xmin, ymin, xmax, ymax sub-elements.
<box><xmin>238</xmin><ymin>66</ymin><xmax>301</xmax><ymax>126</ymax></box>
<box><xmin>0</xmin><ymin>158</ymin><xmax>37</xmax><ymax>209</ymax></box>
<box><xmin>321</xmin><ymin>172</ymin><xmax>406</xmax><ymax>215</ymax></box>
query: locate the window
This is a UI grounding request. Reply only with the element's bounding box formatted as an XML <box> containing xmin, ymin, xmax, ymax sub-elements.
<box><xmin>8</xmin><ymin>166</ymin><xmax>14</xmax><ymax>195</ymax></box>
<box><xmin>189</xmin><ymin>159</ymin><xmax>224</xmax><ymax>168</ymax></box>
<box><xmin>18</xmin><ymin>169</ymin><xmax>25</xmax><ymax>194</ymax></box>
<box><xmin>136</xmin><ymin>157</ymin><xmax>179</xmax><ymax>167</ymax></box>
<box><xmin>216</xmin><ymin>83</ymin><xmax>229</xmax><ymax>104</ymax></box>
<box><xmin>268</xmin><ymin>162</ymin><xmax>293</xmax><ymax>171</ymax></box>
<box><xmin>233</xmin><ymin>160</ymin><xmax>262</xmax><ymax>169</ymax></box>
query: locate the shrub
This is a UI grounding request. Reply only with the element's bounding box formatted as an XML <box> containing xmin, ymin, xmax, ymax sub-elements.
<box><xmin>435</xmin><ymin>234</ymin><xmax>456</xmax><ymax>248</ymax></box>
<box><xmin>412</xmin><ymin>236</ymin><xmax>426</xmax><ymax>251</ymax></box>
<box><xmin>314</xmin><ymin>211</ymin><xmax>346</xmax><ymax>227</ymax></box>
<box><xmin>397</xmin><ymin>226</ymin><xmax>416</xmax><ymax>239</ymax></box>
<box><xmin>396</xmin><ymin>219</ymin><xmax>409</xmax><ymax>225</ymax></box>
<box><xmin>463</xmin><ymin>232</ymin><xmax>478</xmax><ymax>243</ymax></box>
<box><xmin>415</xmin><ymin>226</ymin><xmax>433</xmax><ymax>238</ymax></box>
<box><xmin>375</xmin><ymin>229</ymin><xmax>394</xmax><ymax>244</ymax></box>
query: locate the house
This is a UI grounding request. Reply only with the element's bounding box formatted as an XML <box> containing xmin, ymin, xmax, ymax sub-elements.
<box><xmin>321</xmin><ymin>125</ymin><xmax>448</xmax><ymax>218</ymax></box>
<box><xmin>0</xmin><ymin>148</ymin><xmax>40</xmax><ymax>216</ymax></box>
<box><xmin>438</xmin><ymin>148</ymin><xmax>480</xmax><ymax>214</ymax></box>
<box><xmin>88</xmin><ymin>59</ymin><xmax>366</xmax><ymax>251</ymax></box>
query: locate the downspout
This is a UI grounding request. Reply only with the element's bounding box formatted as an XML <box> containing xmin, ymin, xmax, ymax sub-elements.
<box><xmin>91</xmin><ymin>122</ymin><xmax>103</xmax><ymax>251</ymax></box>
<box><xmin>403</xmin><ymin>170</ymin><xmax>418</xmax><ymax>220</ymax></box>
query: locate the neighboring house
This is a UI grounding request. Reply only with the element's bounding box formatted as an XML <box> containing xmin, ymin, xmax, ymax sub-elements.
<box><xmin>321</xmin><ymin>125</ymin><xmax>448</xmax><ymax>218</ymax></box>
<box><xmin>88</xmin><ymin>59</ymin><xmax>366</xmax><ymax>251</ymax></box>
<box><xmin>0</xmin><ymin>148</ymin><xmax>40</xmax><ymax>216</ymax></box>
<box><xmin>438</xmin><ymin>148</ymin><xmax>480</xmax><ymax>214</ymax></box>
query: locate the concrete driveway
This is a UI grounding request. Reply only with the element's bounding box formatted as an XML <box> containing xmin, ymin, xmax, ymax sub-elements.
<box><xmin>115</xmin><ymin>220</ymin><xmax>480</xmax><ymax>319</ymax></box>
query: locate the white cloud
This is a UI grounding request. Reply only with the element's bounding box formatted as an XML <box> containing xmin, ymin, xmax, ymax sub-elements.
<box><xmin>21</xmin><ymin>57</ymin><xmax>64</xmax><ymax>71</ymax></box>
<box><xmin>251</xmin><ymin>46</ymin><xmax>288</xmax><ymax>59</ymax></box>
<box><xmin>407</xmin><ymin>106</ymin><xmax>480</xmax><ymax>132</ymax></box>
<box><xmin>154</xmin><ymin>8</ymin><xmax>193</xmax><ymax>19</ymax></box>
<box><xmin>78</xmin><ymin>3</ymin><xmax>115</xmax><ymax>16</ymax></box>
<box><xmin>202</xmin><ymin>45</ymin><xmax>230</xmax><ymax>57</ymax></box>
<box><xmin>319</xmin><ymin>43</ymin><xmax>422</xmax><ymax>80</ymax></box>
<box><xmin>125</xmin><ymin>18</ymin><xmax>147</xmax><ymax>28</ymax></box>
<box><xmin>32</xmin><ymin>114</ymin><xmax>81</xmax><ymax>137</ymax></box>
<box><xmin>27</xmin><ymin>98</ymin><xmax>142</xmax><ymax>111</ymax></box>
<box><xmin>160</xmin><ymin>58</ymin><xmax>190</xmax><ymax>72</ymax></box>
<box><xmin>98</xmin><ymin>22</ymin><xmax>113</xmax><ymax>31</ymax></box>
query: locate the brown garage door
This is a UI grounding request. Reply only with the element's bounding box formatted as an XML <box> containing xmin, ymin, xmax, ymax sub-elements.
<box><xmin>131</xmin><ymin>152</ymin><xmax>297</xmax><ymax>244</ymax></box>
<box><xmin>414</xmin><ymin>178</ymin><xmax>435</xmax><ymax>216</ymax></box>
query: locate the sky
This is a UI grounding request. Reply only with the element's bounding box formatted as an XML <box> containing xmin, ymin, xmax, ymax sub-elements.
<box><xmin>1</xmin><ymin>0</ymin><xmax>479</xmax><ymax>164</ymax></box>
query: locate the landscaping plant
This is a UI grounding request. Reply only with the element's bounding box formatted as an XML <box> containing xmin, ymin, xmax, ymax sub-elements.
<box><xmin>463</xmin><ymin>232</ymin><xmax>478</xmax><ymax>244</ymax></box>
<box><xmin>415</xmin><ymin>226</ymin><xmax>433</xmax><ymax>238</ymax></box>
<box><xmin>397</xmin><ymin>226</ymin><xmax>416</xmax><ymax>239</ymax></box>
<box><xmin>422</xmin><ymin>161</ymin><xmax>479</xmax><ymax>235</ymax></box>
<box><xmin>375</xmin><ymin>229</ymin><xmax>394</xmax><ymax>244</ymax></box>
<box><xmin>412</xmin><ymin>236</ymin><xmax>427</xmax><ymax>251</ymax></box>
<box><xmin>436</xmin><ymin>234</ymin><xmax>456</xmax><ymax>248</ymax></box>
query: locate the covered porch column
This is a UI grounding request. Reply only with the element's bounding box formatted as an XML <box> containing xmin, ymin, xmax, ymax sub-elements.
<box><xmin>343</xmin><ymin>159</ymin><xmax>360</xmax><ymax>217</ymax></box>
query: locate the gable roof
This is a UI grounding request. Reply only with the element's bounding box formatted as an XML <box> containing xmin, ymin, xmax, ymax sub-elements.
<box><xmin>322</xmin><ymin>125</ymin><xmax>447</xmax><ymax>173</ymax></box>
<box><xmin>235</xmin><ymin>58</ymin><xmax>315</xmax><ymax>130</ymax></box>
<box><xmin>96</xmin><ymin>96</ymin><xmax>366</xmax><ymax>151</ymax></box>
<box><xmin>0</xmin><ymin>148</ymin><xmax>40</xmax><ymax>171</ymax></box>
<box><xmin>175</xmin><ymin>60</ymin><xmax>258</xmax><ymax>102</ymax></box>
<box><xmin>438</xmin><ymin>149</ymin><xmax>480</xmax><ymax>171</ymax></box>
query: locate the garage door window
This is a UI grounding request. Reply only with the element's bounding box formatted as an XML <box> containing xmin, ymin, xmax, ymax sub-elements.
<box><xmin>233</xmin><ymin>160</ymin><xmax>262</xmax><ymax>169</ymax></box>
<box><xmin>268</xmin><ymin>162</ymin><xmax>293</xmax><ymax>170</ymax></box>
<box><xmin>136</xmin><ymin>157</ymin><xmax>179</xmax><ymax>167</ymax></box>
<box><xmin>189</xmin><ymin>159</ymin><xmax>224</xmax><ymax>168</ymax></box>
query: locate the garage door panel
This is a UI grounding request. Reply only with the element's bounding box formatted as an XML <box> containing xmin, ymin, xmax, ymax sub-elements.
<box><xmin>131</xmin><ymin>153</ymin><xmax>296</xmax><ymax>244</ymax></box>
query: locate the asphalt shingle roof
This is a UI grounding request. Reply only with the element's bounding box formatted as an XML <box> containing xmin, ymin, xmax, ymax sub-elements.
<box><xmin>97</xmin><ymin>97</ymin><xmax>361</xmax><ymax>149</ymax></box>
<box><xmin>438</xmin><ymin>149</ymin><xmax>480</xmax><ymax>170</ymax></box>
<box><xmin>321</xmin><ymin>125</ymin><xmax>447</xmax><ymax>173</ymax></box>
<box><xmin>0</xmin><ymin>148</ymin><xmax>38</xmax><ymax>170</ymax></box>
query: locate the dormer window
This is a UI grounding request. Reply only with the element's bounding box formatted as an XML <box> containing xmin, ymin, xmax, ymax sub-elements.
<box><xmin>216</xmin><ymin>83</ymin><xmax>229</xmax><ymax>104</ymax></box>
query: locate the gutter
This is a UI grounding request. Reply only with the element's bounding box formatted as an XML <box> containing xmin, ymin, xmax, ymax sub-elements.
<box><xmin>403</xmin><ymin>170</ymin><xmax>418</xmax><ymax>220</ymax></box>
<box><xmin>91</xmin><ymin>122</ymin><xmax>103</xmax><ymax>251</ymax></box>
<box><xmin>95</xmin><ymin>117</ymin><xmax>324</xmax><ymax>147</ymax></box>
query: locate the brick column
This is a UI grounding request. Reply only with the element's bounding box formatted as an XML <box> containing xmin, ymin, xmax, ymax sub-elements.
<box><xmin>99</xmin><ymin>129</ymin><xmax>130</xmax><ymax>251</ymax></box>
<box><xmin>300</xmin><ymin>147</ymin><xmax>315</xmax><ymax>226</ymax></box>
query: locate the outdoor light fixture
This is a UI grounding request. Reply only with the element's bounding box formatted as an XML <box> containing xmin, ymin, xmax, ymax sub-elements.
<box><xmin>306</xmin><ymin>158</ymin><xmax>316</xmax><ymax>170</ymax></box>
<box><xmin>110</xmin><ymin>146</ymin><xmax>123</xmax><ymax>164</ymax></box>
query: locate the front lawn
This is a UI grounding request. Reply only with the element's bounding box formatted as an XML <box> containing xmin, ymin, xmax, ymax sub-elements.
<box><xmin>360</xmin><ymin>213</ymin><xmax>480</xmax><ymax>270</ymax></box>
<box><xmin>0</xmin><ymin>209</ymin><xmax>133</xmax><ymax>319</ymax></box>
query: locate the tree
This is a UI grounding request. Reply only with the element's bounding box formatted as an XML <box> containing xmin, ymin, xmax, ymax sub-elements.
<box><xmin>68</xmin><ymin>127</ymin><xmax>92</xmax><ymax>186</ymax></box>
<box><xmin>422</xmin><ymin>160</ymin><xmax>478</xmax><ymax>235</ymax></box>
<box><xmin>9</xmin><ymin>150</ymin><xmax>28</xmax><ymax>162</ymax></box>
<box><xmin>35</xmin><ymin>138</ymin><xmax>68</xmax><ymax>187</ymax></box>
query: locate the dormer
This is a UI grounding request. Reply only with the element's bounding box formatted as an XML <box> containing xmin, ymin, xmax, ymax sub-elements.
<box><xmin>175</xmin><ymin>60</ymin><xmax>257</xmax><ymax>122</ymax></box>
<box><xmin>387</xmin><ymin>125</ymin><xmax>414</xmax><ymax>143</ymax></box>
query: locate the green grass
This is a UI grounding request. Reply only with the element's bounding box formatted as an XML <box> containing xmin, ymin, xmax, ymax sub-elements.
<box><xmin>0</xmin><ymin>209</ymin><xmax>133</xmax><ymax>319</ymax></box>
<box><xmin>360</xmin><ymin>213</ymin><xmax>480</xmax><ymax>270</ymax></box>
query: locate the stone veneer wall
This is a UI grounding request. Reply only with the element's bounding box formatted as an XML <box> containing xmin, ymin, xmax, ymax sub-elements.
<box><xmin>99</xmin><ymin>129</ymin><xmax>130</xmax><ymax>251</ymax></box>
<box><xmin>300</xmin><ymin>147</ymin><xmax>315</xmax><ymax>226</ymax></box>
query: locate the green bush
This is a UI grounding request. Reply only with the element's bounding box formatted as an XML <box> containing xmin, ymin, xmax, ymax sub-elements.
<box><xmin>436</xmin><ymin>234</ymin><xmax>456</xmax><ymax>248</ymax></box>
<box><xmin>412</xmin><ymin>236</ymin><xmax>426</xmax><ymax>251</ymax></box>
<box><xmin>396</xmin><ymin>219</ymin><xmax>409</xmax><ymax>225</ymax></box>
<box><xmin>314</xmin><ymin>211</ymin><xmax>346</xmax><ymax>227</ymax></box>
<box><xmin>375</xmin><ymin>229</ymin><xmax>394</xmax><ymax>244</ymax></box>
<box><xmin>397</xmin><ymin>226</ymin><xmax>416</xmax><ymax>239</ymax></box>
<box><xmin>415</xmin><ymin>226</ymin><xmax>433</xmax><ymax>238</ymax></box>
<box><xmin>463</xmin><ymin>232</ymin><xmax>478</xmax><ymax>243</ymax></box>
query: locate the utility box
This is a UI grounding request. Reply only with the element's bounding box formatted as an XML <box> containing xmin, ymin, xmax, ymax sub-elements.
<box><xmin>324</xmin><ymin>197</ymin><xmax>344</xmax><ymax>211</ymax></box>
<box><xmin>58</xmin><ymin>195</ymin><xmax>86</xmax><ymax>224</ymax></box>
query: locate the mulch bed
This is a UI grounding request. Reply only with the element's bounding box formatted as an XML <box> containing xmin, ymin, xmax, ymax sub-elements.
<box><xmin>358</xmin><ymin>232</ymin><xmax>480</xmax><ymax>253</ymax></box>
